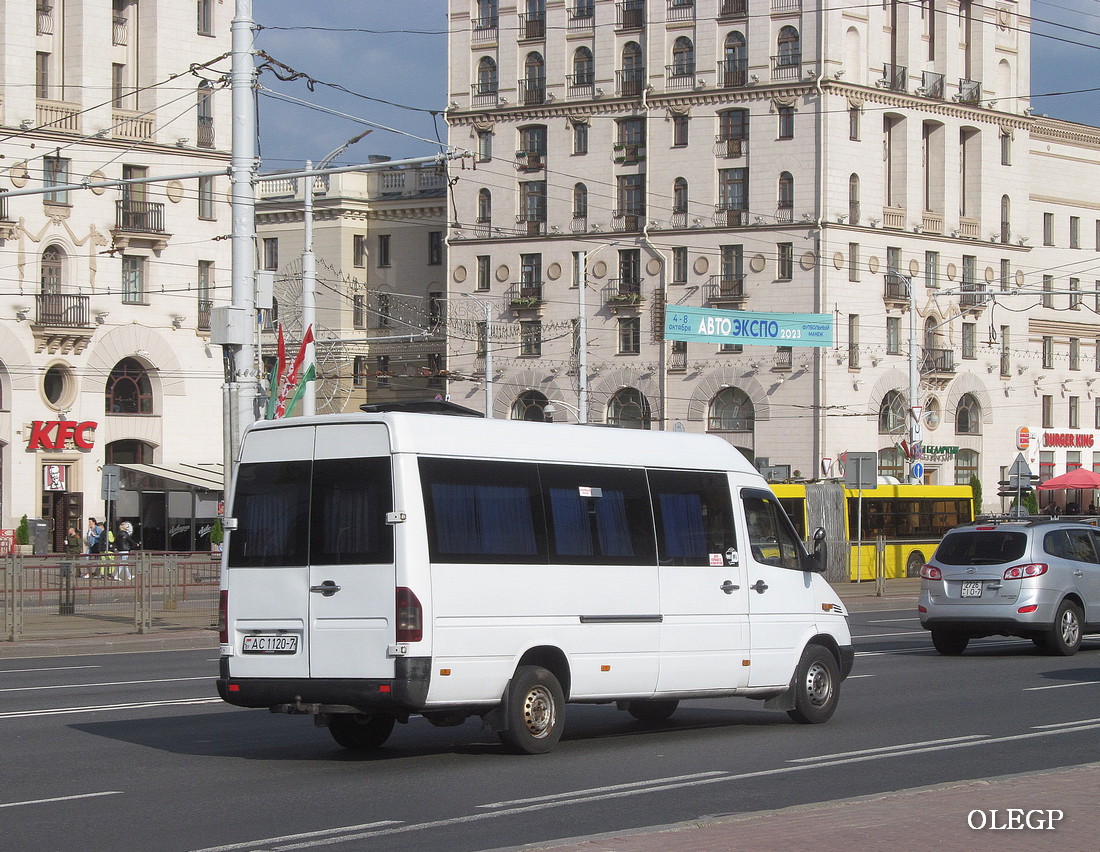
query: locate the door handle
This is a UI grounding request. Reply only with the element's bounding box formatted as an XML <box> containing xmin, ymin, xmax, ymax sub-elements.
<box><xmin>310</xmin><ymin>580</ymin><xmax>341</xmax><ymax>596</ymax></box>
<box><xmin>720</xmin><ymin>580</ymin><xmax>740</xmax><ymax>595</ymax></box>
<box><xmin>750</xmin><ymin>579</ymin><xmax>769</xmax><ymax>594</ymax></box>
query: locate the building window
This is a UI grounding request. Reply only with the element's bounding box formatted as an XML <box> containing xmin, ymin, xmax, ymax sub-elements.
<box><xmin>1000</xmin><ymin>258</ymin><xmax>1010</xmax><ymax>292</ymax></box>
<box><xmin>262</xmin><ymin>237</ymin><xmax>278</xmax><ymax>271</ymax></box>
<box><xmin>353</xmin><ymin>234</ymin><xmax>366</xmax><ymax>268</ymax></box>
<box><xmin>879</xmin><ymin>390</ymin><xmax>907</xmax><ymax>433</ymax></box>
<box><xmin>377</xmin><ymin>293</ymin><xmax>390</xmax><ymax>328</ymax></box>
<box><xmin>1070</xmin><ymin>396</ymin><xmax>1080</xmax><ymax>429</ymax></box>
<box><xmin>377</xmin><ymin>234</ymin><xmax>391</xmax><ymax>267</ymax></box>
<box><xmin>925</xmin><ymin>251</ymin><xmax>939</xmax><ymax>288</ymax></box>
<box><xmin>673</xmin><ymin>177</ymin><xmax>688</xmax><ymax>215</ymax></box>
<box><xmin>618</xmin><ymin>316</ymin><xmax>640</xmax><ymax>354</ymax></box>
<box><xmin>708</xmin><ymin>387</ymin><xmax>754</xmax><ymax>432</ymax></box>
<box><xmin>1070</xmin><ymin>216</ymin><xmax>1080</xmax><ymax>249</ymax></box>
<box><xmin>886</xmin><ymin>316</ymin><xmax>900</xmax><ymax>355</ymax></box>
<box><xmin>43</xmin><ymin>156</ymin><xmax>70</xmax><ymax>205</ymax></box>
<box><xmin>476</xmin><ymin>129</ymin><xmax>492</xmax><ymax>162</ymax></box>
<box><xmin>1001</xmin><ymin>325</ymin><xmax>1011</xmax><ymax>376</ymax></box>
<box><xmin>122</xmin><ymin>255</ymin><xmax>145</xmax><ymax>304</ymax></box>
<box><xmin>572</xmin><ymin>46</ymin><xmax>594</xmax><ymax>86</ymax></box>
<box><xmin>776</xmin><ymin>243</ymin><xmax>793</xmax><ymax>281</ymax></box>
<box><xmin>1042</xmin><ymin>394</ymin><xmax>1054</xmax><ymax>428</ymax></box>
<box><xmin>476</xmin><ymin>255</ymin><xmax>490</xmax><ymax>291</ymax></box>
<box><xmin>197</xmin><ymin>0</ymin><xmax>214</xmax><ymax>35</ymax></box>
<box><xmin>848</xmin><ymin>315</ymin><xmax>860</xmax><ymax>368</ymax></box>
<box><xmin>353</xmin><ymin>355</ymin><xmax>367</xmax><ymax>388</ymax></box>
<box><xmin>672</xmin><ymin>114</ymin><xmax>688</xmax><ymax>147</ymax></box>
<box><xmin>672</xmin><ymin>247</ymin><xmax>687</xmax><ymax>285</ymax></box>
<box><xmin>197</xmin><ymin>82</ymin><xmax>215</xmax><ymax>148</ymax></box>
<box><xmin>848</xmin><ymin>243</ymin><xmax>860</xmax><ymax>282</ymax></box>
<box><xmin>572</xmin><ymin>120</ymin><xmax>588</xmax><ymax>154</ymax></box>
<box><xmin>511</xmin><ymin>389</ymin><xmax>549</xmax><ymax>421</ymax></box>
<box><xmin>198</xmin><ymin>175</ymin><xmax>215</xmax><ymax>220</ymax></box>
<box><xmin>848</xmin><ymin>174</ymin><xmax>860</xmax><ymax>224</ymax></box>
<box><xmin>1042</xmin><ymin>336</ymin><xmax>1054</xmax><ymax>369</ymax></box>
<box><xmin>106</xmin><ymin>358</ymin><xmax>153</xmax><ymax>414</ymax></box>
<box><xmin>955</xmin><ymin>449</ymin><xmax>979</xmax><ymax>486</ymax></box>
<box><xmin>1042</xmin><ymin>275</ymin><xmax>1054</xmax><ymax>309</ymax></box>
<box><xmin>376</xmin><ymin>355</ymin><xmax>390</xmax><ymax>389</ymax></box>
<box><xmin>962</xmin><ymin>322</ymin><xmax>976</xmax><ymax>359</ymax></box>
<box><xmin>1070</xmin><ymin>338</ymin><xmax>1081</xmax><ymax>371</ymax></box>
<box><xmin>777</xmin><ymin>105</ymin><xmax>794</xmax><ymax>139</ymax></box>
<box><xmin>520</xmin><ymin>320</ymin><xmax>542</xmax><ymax>356</ymax></box>
<box><xmin>573</xmin><ymin>183</ymin><xmax>588</xmax><ymax>219</ymax></box>
<box><xmin>352</xmin><ymin>294</ymin><xmax>366</xmax><ymax>329</ymax></box>
<box><xmin>777</xmin><ymin>172</ymin><xmax>794</xmax><ymax>219</ymax></box>
<box><xmin>1096</xmin><ymin>398</ymin><xmax>1100</xmax><ymax>430</ymax></box>
<box><xmin>849</xmin><ymin>106</ymin><xmax>860</xmax><ymax>140</ymax></box>
<box><xmin>1043</xmin><ymin>212</ymin><xmax>1054</xmax><ymax>245</ymax></box>
<box><xmin>428</xmin><ymin>231</ymin><xmax>443</xmax><ymax>265</ymax></box>
<box><xmin>955</xmin><ymin>393</ymin><xmax>981</xmax><ymax>434</ymax></box>
<box><xmin>36</xmin><ymin>51</ymin><xmax>51</xmax><ymax>99</ymax></box>
<box><xmin>1000</xmin><ymin>130</ymin><xmax>1011</xmax><ymax>165</ymax></box>
<box><xmin>607</xmin><ymin>387</ymin><xmax>651</xmax><ymax>429</ymax></box>
<box><xmin>1070</xmin><ymin>278</ymin><xmax>1081</xmax><ymax>309</ymax></box>
<box><xmin>477</xmin><ymin>57</ymin><xmax>498</xmax><ymax>96</ymax></box>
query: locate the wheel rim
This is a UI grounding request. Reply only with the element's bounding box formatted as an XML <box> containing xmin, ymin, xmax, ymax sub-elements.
<box><xmin>522</xmin><ymin>685</ymin><xmax>556</xmax><ymax>738</ymax></box>
<box><xmin>1060</xmin><ymin>610</ymin><xmax>1081</xmax><ymax>646</ymax></box>
<box><xmin>804</xmin><ymin>660</ymin><xmax>833</xmax><ymax>708</ymax></box>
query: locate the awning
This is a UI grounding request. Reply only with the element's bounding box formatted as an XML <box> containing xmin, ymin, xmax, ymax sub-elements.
<box><xmin>117</xmin><ymin>462</ymin><xmax>224</xmax><ymax>491</ymax></box>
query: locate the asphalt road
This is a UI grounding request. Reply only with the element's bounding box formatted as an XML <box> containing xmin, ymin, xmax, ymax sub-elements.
<box><xmin>3</xmin><ymin>612</ymin><xmax>1099</xmax><ymax>852</ymax></box>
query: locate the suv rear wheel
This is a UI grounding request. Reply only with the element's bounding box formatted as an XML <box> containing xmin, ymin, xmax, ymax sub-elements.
<box><xmin>1039</xmin><ymin>601</ymin><xmax>1083</xmax><ymax>656</ymax></box>
<box><xmin>930</xmin><ymin>629</ymin><xmax>970</xmax><ymax>656</ymax></box>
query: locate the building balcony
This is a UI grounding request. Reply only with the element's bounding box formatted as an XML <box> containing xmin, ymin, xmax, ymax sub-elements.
<box><xmin>471</xmin><ymin>15</ymin><xmax>498</xmax><ymax>45</ymax></box>
<box><xmin>198</xmin><ymin>299</ymin><xmax>213</xmax><ymax>332</ymax></box>
<box><xmin>113</xmin><ymin>200</ymin><xmax>170</xmax><ymax>251</ymax></box>
<box><xmin>771</xmin><ymin>54</ymin><xmax>801</xmax><ymax>82</ymax></box>
<box><xmin>519</xmin><ymin>12</ymin><xmax>546</xmax><ymax>40</ymax></box>
<box><xmin>613</xmin><ymin>143</ymin><xmax>645</xmax><ymax>164</ymax></box>
<box><xmin>471</xmin><ymin>83</ymin><xmax>499</xmax><ymax>108</ymax></box>
<box><xmin>616</xmin><ymin>0</ymin><xmax>645</xmax><ymax>30</ymax></box>
<box><xmin>771</xmin><ymin>0</ymin><xmax>801</xmax><ymax>11</ymax></box>
<box><xmin>882</xmin><ymin>206</ymin><xmax>906</xmax><ymax>230</ymax></box>
<box><xmin>515</xmin><ymin>151</ymin><xmax>546</xmax><ymax>172</ymax></box>
<box><xmin>567</xmin><ymin>74</ymin><xmax>595</xmax><ymax>99</ymax></box>
<box><xmin>920</xmin><ymin>348</ymin><xmax>956</xmax><ymax>377</ymax></box>
<box><xmin>718</xmin><ymin>0</ymin><xmax>747</xmax><ymax>16</ymax></box>
<box><xmin>35</xmin><ymin>293</ymin><xmax>89</xmax><ymax>328</ymax></box>
<box><xmin>196</xmin><ymin>115</ymin><xmax>215</xmax><ymax>148</ymax></box>
<box><xmin>112</xmin><ymin>110</ymin><xmax>154</xmax><ymax>141</ymax></box>
<box><xmin>519</xmin><ymin>77</ymin><xmax>546</xmax><ymax>106</ymax></box>
<box><xmin>956</xmin><ymin>79</ymin><xmax>982</xmax><ymax>105</ymax></box>
<box><xmin>717</xmin><ymin>59</ymin><xmax>749</xmax><ymax>88</ymax></box>
<box><xmin>112</xmin><ymin>14</ymin><xmax>128</xmax><ymax>45</ymax></box>
<box><xmin>509</xmin><ymin>283</ymin><xmax>545</xmax><ymax>314</ymax></box>
<box><xmin>714</xmin><ymin>205</ymin><xmax>749</xmax><ymax>227</ymax></box>
<box><xmin>958</xmin><ymin>216</ymin><xmax>980</xmax><ymax>239</ymax></box>
<box><xmin>919</xmin><ymin>71</ymin><xmax>945</xmax><ymax>100</ymax></box>
<box><xmin>668</xmin><ymin>347</ymin><xmax>687</xmax><ymax>373</ymax></box>
<box><xmin>36</xmin><ymin>99</ymin><xmax>81</xmax><ymax>133</ymax></box>
<box><xmin>705</xmin><ymin>275</ymin><xmax>746</xmax><ymax>305</ymax></box>
<box><xmin>568</xmin><ymin>5</ymin><xmax>595</xmax><ymax>32</ymax></box>
<box><xmin>775</xmin><ymin>205</ymin><xmax>794</xmax><ymax>224</ymax></box>
<box><xmin>883</xmin><ymin>272</ymin><xmax>910</xmax><ymax>306</ymax></box>
<box><xmin>37</xmin><ymin>3</ymin><xmax>54</xmax><ymax>35</ymax></box>
<box><xmin>667</xmin><ymin>0</ymin><xmax>695</xmax><ymax>22</ymax></box>
<box><xmin>959</xmin><ymin>283</ymin><xmax>989</xmax><ymax>311</ymax></box>
<box><xmin>616</xmin><ymin>69</ymin><xmax>645</xmax><ymax>97</ymax></box>
<box><xmin>516</xmin><ymin>215</ymin><xmax>547</xmax><ymax>237</ymax></box>
<box><xmin>612</xmin><ymin>211</ymin><xmax>643</xmax><ymax>231</ymax></box>
<box><xmin>604</xmin><ymin>278</ymin><xmax>645</xmax><ymax>309</ymax></box>
<box><xmin>880</xmin><ymin>63</ymin><xmax>907</xmax><ymax>93</ymax></box>
<box><xmin>922</xmin><ymin>211</ymin><xmax>944</xmax><ymax>234</ymax></box>
<box><xmin>665</xmin><ymin>64</ymin><xmax>696</xmax><ymax>90</ymax></box>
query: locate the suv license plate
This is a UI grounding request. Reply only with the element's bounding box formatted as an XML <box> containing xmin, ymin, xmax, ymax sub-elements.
<box><xmin>242</xmin><ymin>634</ymin><xmax>298</xmax><ymax>654</ymax></box>
<box><xmin>960</xmin><ymin>581</ymin><xmax>983</xmax><ymax>598</ymax></box>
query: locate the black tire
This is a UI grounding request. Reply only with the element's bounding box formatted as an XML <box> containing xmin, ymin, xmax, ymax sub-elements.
<box><xmin>786</xmin><ymin>644</ymin><xmax>841</xmax><ymax>724</ymax></box>
<box><xmin>905</xmin><ymin>551</ymin><xmax>925</xmax><ymax>578</ymax></box>
<box><xmin>625</xmin><ymin>699</ymin><xmax>679</xmax><ymax>723</ymax></box>
<box><xmin>930</xmin><ymin>629</ymin><xmax>970</xmax><ymax>656</ymax></box>
<box><xmin>328</xmin><ymin>713</ymin><xmax>395</xmax><ymax>751</ymax></box>
<box><xmin>1039</xmin><ymin>601</ymin><xmax>1083</xmax><ymax>656</ymax></box>
<box><xmin>498</xmin><ymin>665</ymin><xmax>565</xmax><ymax>755</ymax></box>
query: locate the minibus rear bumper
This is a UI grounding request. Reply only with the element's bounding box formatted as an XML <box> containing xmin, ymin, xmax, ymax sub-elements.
<box><xmin>216</xmin><ymin>656</ymin><xmax>431</xmax><ymax>712</ymax></box>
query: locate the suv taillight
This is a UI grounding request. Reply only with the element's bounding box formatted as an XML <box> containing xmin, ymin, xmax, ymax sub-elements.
<box><xmin>218</xmin><ymin>590</ymin><xmax>228</xmax><ymax>644</ymax></box>
<box><xmin>920</xmin><ymin>564</ymin><xmax>942</xmax><ymax>580</ymax></box>
<box><xmin>1003</xmin><ymin>563</ymin><xmax>1048</xmax><ymax>580</ymax></box>
<box><xmin>396</xmin><ymin>587</ymin><xmax>423</xmax><ymax>643</ymax></box>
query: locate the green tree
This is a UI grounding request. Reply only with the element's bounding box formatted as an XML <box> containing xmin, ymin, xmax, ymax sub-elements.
<box><xmin>15</xmin><ymin>514</ymin><xmax>29</xmax><ymax>546</ymax></box>
<box><xmin>968</xmin><ymin>475</ymin><xmax>983</xmax><ymax>516</ymax></box>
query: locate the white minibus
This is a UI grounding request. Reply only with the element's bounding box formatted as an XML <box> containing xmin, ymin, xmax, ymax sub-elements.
<box><xmin>217</xmin><ymin>411</ymin><xmax>853</xmax><ymax>754</ymax></box>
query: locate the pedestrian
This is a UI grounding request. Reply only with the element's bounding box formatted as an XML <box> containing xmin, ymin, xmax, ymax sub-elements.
<box><xmin>113</xmin><ymin>522</ymin><xmax>136</xmax><ymax>581</ymax></box>
<box><xmin>82</xmin><ymin>517</ymin><xmax>100</xmax><ymax>577</ymax></box>
<box><xmin>64</xmin><ymin>526</ymin><xmax>82</xmax><ymax>555</ymax></box>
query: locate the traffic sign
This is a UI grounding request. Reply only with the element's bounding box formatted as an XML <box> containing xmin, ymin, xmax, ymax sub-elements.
<box><xmin>912</xmin><ymin>461</ymin><xmax>924</xmax><ymax>480</ymax></box>
<box><xmin>1008</xmin><ymin>453</ymin><xmax>1033</xmax><ymax>479</ymax></box>
<box><xmin>844</xmin><ymin>452</ymin><xmax>878</xmax><ymax>489</ymax></box>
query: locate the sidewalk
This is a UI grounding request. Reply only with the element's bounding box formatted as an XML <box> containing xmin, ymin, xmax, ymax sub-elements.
<box><xmin>511</xmin><ymin>763</ymin><xmax>1100</xmax><ymax>852</ymax></box>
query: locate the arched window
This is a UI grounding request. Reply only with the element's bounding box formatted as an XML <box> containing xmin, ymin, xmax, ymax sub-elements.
<box><xmin>197</xmin><ymin>81</ymin><xmax>214</xmax><ymax>148</ymax></box>
<box><xmin>848</xmin><ymin>174</ymin><xmax>860</xmax><ymax>224</ymax></box>
<box><xmin>621</xmin><ymin>42</ymin><xmax>644</xmax><ymax>95</ymax></box>
<box><xmin>671</xmin><ymin>36</ymin><xmax>694</xmax><ymax>77</ymax></box>
<box><xmin>106</xmin><ymin>357</ymin><xmax>153</xmax><ymax>415</ymax></box>
<box><xmin>573</xmin><ymin>46</ymin><xmax>594</xmax><ymax>86</ymax></box>
<box><xmin>523</xmin><ymin>52</ymin><xmax>545</xmax><ymax>104</ymax></box>
<box><xmin>708</xmin><ymin>387</ymin><xmax>755</xmax><ymax>432</ymax></box>
<box><xmin>878</xmin><ymin>446</ymin><xmax>906</xmax><ymax>481</ymax></box>
<box><xmin>511</xmin><ymin>390</ymin><xmax>549</xmax><ymax>421</ymax></box>
<box><xmin>477</xmin><ymin>188</ymin><xmax>491</xmax><ymax>224</ymax></box>
<box><xmin>956</xmin><ymin>393</ymin><xmax>981</xmax><ymax>434</ymax></box>
<box><xmin>573</xmin><ymin>183</ymin><xmax>588</xmax><ymax>219</ymax></box>
<box><xmin>777</xmin><ymin>26</ymin><xmax>801</xmax><ymax>65</ymax></box>
<box><xmin>1000</xmin><ymin>194</ymin><xmax>1011</xmax><ymax>243</ymax></box>
<box><xmin>879</xmin><ymin>389</ymin><xmax>907</xmax><ymax>433</ymax></box>
<box><xmin>672</xmin><ymin>177</ymin><xmax>688</xmax><ymax>214</ymax></box>
<box><xmin>955</xmin><ymin>449</ymin><xmax>979</xmax><ymax>485</ymax></box>
<box><xmin>607</xmin><ymin>387</ymin><xmax>651</xmax><ymax>429</ymax></box>
<box><xmin>778</xmin><ymin>172</ymin><xmax>794</xmax><ymax>212</ymax></box>
<box><xmin>477</xmin><ymin>57</ymin><xmax>498</xmax><ymax>95</ymax></box>
<box><xmin>41</xmin><ymin>244</ymin><xmax>64</xmax><ymax>295</ymax></box>
<box><xmin>106</xmin><ymin>439</ymin><xmax>153</xmax><ymax>464</ymax></box>
<box><xmin>924</xmin><ymin>316</ymin><xmax>937</xmax><ymax>352</ymax></box>
<box><xmin>722</xmin><ymin>32</ymin><xmax>747</xmax><ymax>87</ymax></box>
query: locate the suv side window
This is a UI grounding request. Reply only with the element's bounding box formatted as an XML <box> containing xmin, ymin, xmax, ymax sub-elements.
<box><xmin>742</xmin><ymin>491</ymin><xmax>802</xmax><ymax>570</ymax></box>
<box><xmin>1065</xmin><ymin>529</ymin><xmax>1100</xmax><ymax>564</ymax></box>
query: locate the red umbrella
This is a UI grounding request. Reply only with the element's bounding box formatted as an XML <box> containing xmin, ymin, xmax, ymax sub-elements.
<box><xmin>1037</xmin><ymin>468</ymin><xmax>1100</xmax><ymax>490</ymax></box>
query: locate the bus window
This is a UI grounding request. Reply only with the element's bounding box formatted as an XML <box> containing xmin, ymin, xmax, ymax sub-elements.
<box><xmin>649</xmin><ymin>470</ymin><xmax>735</xmax><ymax>565</ymax></box>
<box><xmin>777</xmin><ymin>498</ymin><xmax>806</xmax><ymax>540</ymax></box>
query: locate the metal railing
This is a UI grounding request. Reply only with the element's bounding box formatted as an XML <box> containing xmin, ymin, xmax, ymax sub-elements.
<box><xmin>116</xmin><ymin>199</ymin><xmax>166</xmax><ymax>233</ymax></box>
<box><xmin>35</xmin><ymin>292</ymin><xmax>90</xmax><ymax>327</ymax></box>
<box><xmin>2</xmin><ymin>552</ymin><xmax>220</xmax><ymax>641</ymax></box>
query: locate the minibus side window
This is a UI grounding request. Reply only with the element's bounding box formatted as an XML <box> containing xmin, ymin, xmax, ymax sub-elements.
<box><xmin>743</xmin><ymin>492</ymin><xmax>802</xmax><ymax>570</ymax></box>
<box><xmin>540</xmin><ymin>465</ymin><xmax>655</xmax><ymax>564</ymax></box>
<box><xmin>649</xmin><ymin>470</ymin><xmax>736</xmax><ymax>566</ymax></box>
<box><xmin>228</xmin><ymin>461</ymin><xmax>311</xmax><ymax>567</ymax></box>
<box><xmin>311</xmin><ymin>458</ymin><xmax>394</xmax><ymax>565</ymax></box>
<box><xmin>420</xmin><ymin>458</ymin><xmax>546</xmax><ymax>563</ymax></box>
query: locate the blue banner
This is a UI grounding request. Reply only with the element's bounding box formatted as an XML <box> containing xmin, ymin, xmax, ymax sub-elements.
<box><xmin>664</xmin><ymin>305</ymin><xmax>834</xmax><ymax>347</ymax></box>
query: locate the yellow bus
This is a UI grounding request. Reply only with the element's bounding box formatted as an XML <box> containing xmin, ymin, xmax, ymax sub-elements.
<box><xmin>772</xmin><ymin>482</ymin><xmax>974</xmax><ymax>581</ymax></box>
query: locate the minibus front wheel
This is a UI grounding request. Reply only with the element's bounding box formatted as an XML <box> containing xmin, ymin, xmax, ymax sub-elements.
<box><xmin>328</xmin><ymin>713</ymin><xmax>396</xmax><ymax>750</ymax></box>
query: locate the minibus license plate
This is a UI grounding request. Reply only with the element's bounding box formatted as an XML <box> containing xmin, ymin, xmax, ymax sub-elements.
<box><xmin>960</xmin><ymin>581</ymin><xmax>982</xmax><ymax>598</ymax></box>
<box><xmin>243</xmin><ymin>634</ymin><xmax>298</xmax><ymax>654</ymax></box>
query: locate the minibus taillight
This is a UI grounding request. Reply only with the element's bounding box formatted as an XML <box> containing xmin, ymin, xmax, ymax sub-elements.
<box><xmin>218</xmin><ymin>590</ymin><xmax>229</xmax><ymax>644</ymax></box>
<box><xmin>396</xmin><ymin>587</ymin><xmax>423</xmax><ymax>643</ymax></box>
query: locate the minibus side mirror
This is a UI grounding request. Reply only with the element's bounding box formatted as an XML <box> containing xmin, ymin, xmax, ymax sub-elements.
<box><xmin>801</xmin><ymin>527</ymin><xmax>828</xmax><ymax>574</ymax></box>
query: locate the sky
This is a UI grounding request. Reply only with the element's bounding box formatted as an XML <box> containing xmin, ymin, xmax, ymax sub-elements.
<box><xmin>252</xmin><ymin>0</ymin><xmax>1099</xmax><ymax>169</ymax></box>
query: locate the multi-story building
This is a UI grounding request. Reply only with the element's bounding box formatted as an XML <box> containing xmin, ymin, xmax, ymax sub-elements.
<box><xmin>255</xmin><ymin>159</ymin><xmax>449</xmax><ymax>413</ymax></box>
<box><xmin>0</xmin><ymin>0</ymin><xmax>232</xmax><ymax>550</ymax></box>
<box><xmin>445</xmin><ymin>0</ymin><xmax>1100</xmax><ymax>511</ymax></box>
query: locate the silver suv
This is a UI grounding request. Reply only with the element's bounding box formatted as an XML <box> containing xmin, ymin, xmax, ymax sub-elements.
<box><xmin>919</xmin><ymin>518</ymin><xmax>1100</xmax><ymax>656</ymax></box>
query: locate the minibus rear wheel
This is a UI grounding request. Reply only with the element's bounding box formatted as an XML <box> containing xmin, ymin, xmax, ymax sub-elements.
<box><xmin>786</xmin><ymin>644</ymin><xmax>840</xmax><ymax>724</ymax></box>
<box><xmin>498</xmin><ymin>665</ymin><xmax>565</xmax><ymax>755</ymax></box>
<box><xmin>328</xmin><ymin>713</ymin><xmax>396</xmax><ymax>750</ymax></box>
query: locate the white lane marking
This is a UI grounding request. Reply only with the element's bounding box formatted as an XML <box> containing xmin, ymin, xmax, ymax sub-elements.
<box><xmin>478</xmin><ymin>771</ymin><xmax>726</xmax><ymax>809</ymax></box>
<box><xmin>865</xmin><ymin>618</ymin><xmax>920</xmax><ymax>624</ymax></box>
<box><xmin>789</xmin><ymin>735</ymin><xmax>989</xmax><ymax>763</ymax></box>
<box><xmin>0</xmin><ymin>665</ymin><xmax>102</xmax><ymax>674</ymax></box>
<box><xmin>1024</xmin><ymin>681</ymin><xmax>1100</xmax><ymax>691</ymax></box>
<box><xmin>1033</xmin><ymin>717</ymin><xmax>1100</xmax><ymax>729</ymax></box>
<box><xmin>0</xmin><ymin>791</ymin><xmax>122</xmax><ymax>809</ymax></box>
<box><xmin>0</xmin><ymin>675</ymin><xmax>210</xmax><ymax>693</ymax></box>
<box><xmin>188</xmin><ymin>822</ymin><xmax>403</xmax><ymax>852</ymax></box>
<box><xmin>852</xmin><ymin>631</ymin><xmax>929</xmax><ymax>639</ymax></box>
<box><xmin>0</xmin><ymin>697</ymin><xmax>222</xmax><ymax>719</ymax></box>
<box><xmin>845</xmin><ymin>674</ymin><xmax>875</xmax><ymax>679</ymax></box>
<box><xmin>195</xmin><ymin>723</ymin><xmax>1100</xmax><ymax>851</ymax></box>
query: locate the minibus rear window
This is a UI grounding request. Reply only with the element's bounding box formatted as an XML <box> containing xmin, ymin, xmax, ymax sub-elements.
<box><xmin>229</xmin><ymin>460</ymin><xmax>311</xmax><ymax>567</ymax></box>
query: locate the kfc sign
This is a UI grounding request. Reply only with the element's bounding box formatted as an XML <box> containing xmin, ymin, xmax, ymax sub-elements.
<box><xmin>26</xmin><ymin>420</ymin><xmax>97</xmax><ymax>450</ymax></box>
